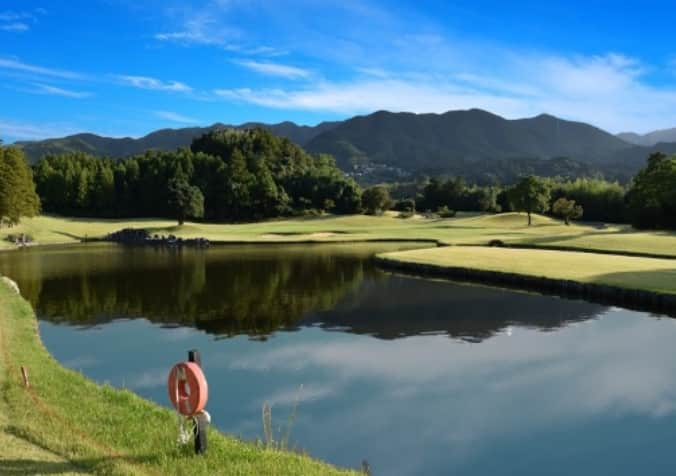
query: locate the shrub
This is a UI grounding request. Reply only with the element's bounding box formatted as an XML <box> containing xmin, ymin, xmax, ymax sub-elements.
<box><xmin>436</xmin><ymin>206</ymin><xmax>457</xmax><ymax>218</ymax></box>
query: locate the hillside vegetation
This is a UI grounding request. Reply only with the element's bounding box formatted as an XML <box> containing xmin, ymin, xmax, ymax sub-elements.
<box><xmin>17</xmin><ymin>109</ymin><xmax>676</xmax><ymax>182</ymax></box>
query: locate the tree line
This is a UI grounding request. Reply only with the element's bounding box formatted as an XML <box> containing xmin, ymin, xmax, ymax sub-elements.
<box><xmin>32</xmin><ymin>128</ymin><xmax>362</xmax><ymax>221</ymax></box>
<box><xmin>384</xmin><ymin>152</ymin><xmax>674</xmax><ymax>228</ymax></box>
<box><xmin>387</xmin><ymin>174</ymin><xmax>630</xmax><ymax>225</ymax></box>
<box><xmin>2</xmin><ymin>129</ymin><xmax>675</xmax><ymax>230</ymax></box>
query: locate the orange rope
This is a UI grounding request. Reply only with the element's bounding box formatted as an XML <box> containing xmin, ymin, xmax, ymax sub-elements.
<box><xmin>0</xmin><ymin>315</ymin><xmax>163</xmax><ymax>476</ymax></box>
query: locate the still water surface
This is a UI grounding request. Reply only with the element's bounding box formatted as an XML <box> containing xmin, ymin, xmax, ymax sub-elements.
<box><xmin>2</xmin><ymin>243</ymin><xmax>676</xmax><ymax>475</ymax></box>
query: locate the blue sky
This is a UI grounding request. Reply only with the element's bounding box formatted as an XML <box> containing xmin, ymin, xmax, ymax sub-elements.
<box><xmin>2</xmin><ymin>0</ymin><xmax>676</xmax><ymax>142</ymax></box>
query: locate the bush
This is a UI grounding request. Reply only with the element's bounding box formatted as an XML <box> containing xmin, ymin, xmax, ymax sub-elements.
<box><xmin>436</xmin><ymin>206</ymin><xmax>457</xmax><ymax>218</ymax></box>
<box><xmin>393</xmin><ymin>198</ymin><xmax>416</xmax><ymax>213</ymax></box>
<box><xmin>5</xmin><ymin>233</ymin><xmax>34</xmax><ymax>244</ymax></box>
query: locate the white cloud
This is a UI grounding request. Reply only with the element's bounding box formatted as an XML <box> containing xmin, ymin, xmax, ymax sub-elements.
<box><xmin>31</xmin><ymin>83</ymin><xmax>91</xmax><ymax>98</ymax></box>
<box><xmin>0</xmin><ymin>11</ymin><xmax>31</xmax><ymax>21</ymax></box>
<box><xmin>236</xmin><ymin>60</ymin><xmax>311</xmax><ymax>79</ymax></box>
<box><xmin>261</xmin><ymin>383</ymin><xmax>336</xmax><ymax>408</ymax></box>
<box><xmin>0</xmin><ymin>22</ymin><xmax>29</xmax><ymax>32</ymax></box>
<box><xmin>154</xmin><ymin>7</ymin><xmax>239</xmax><ymax>48</ymax></box>
<box><xmin>154</xmin><ymin>110</ymin><xmax>200</xmax><ymax>124</ymax></box>
<box><xmin>214</xmin><ymin>79</ymin><xmax>529</xmax><ymax>117</ymax></box>
<box><xmin>0</xmin><ymin>119</ymin><xmax>79</xmax><ymax>141</ymax></box>
<box><xmin>0</xmin><ymin>8</ymin><xmax>46</xmax><ymax>32</ymax></box>
<box><xmin>215</xmin><ymin>53</ymin><xmax>676</xmax><ymax>133</ymax></box>
<box><xmin>117</xmin><ymin>75</ymin><xmax>192</xmax><ymax>92</ymax></box>
<box><xmin>128</xmin><ymin>368</ymin><xmax>168</xmax><ymax>389</ymax></box>
<box><xmin>0</xmin><ymin>57</ymin><xmax>83</xmax><ymax>80</ymax></box>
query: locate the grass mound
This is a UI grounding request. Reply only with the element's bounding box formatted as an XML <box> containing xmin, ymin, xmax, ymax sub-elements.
<box><xmin>0</xmin><ymin>281</ymin><xmax>357</xmax><ymax>475</ymax></box>
<box><xmin>2</xmin><ymin>213</ymin><xmax>676</xmax><ymax>258</ymax></box>
<box><xmin>461</xmin><ymin>212</ymin><xmax>560</xmax><ymax>228</ymax></box>
<box><xmin>378</xmin><ymin>246</ymin><xmax>676</xmax><ymax>295</ymax></box>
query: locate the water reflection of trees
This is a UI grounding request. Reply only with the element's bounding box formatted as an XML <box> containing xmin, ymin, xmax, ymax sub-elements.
<box><xmin>0</xmin><ymin>244</ymin><xmax>611</xmax><ymax>341</ymax></box>
<box><xmin>312</xmin><ymin>276</ymin><xmax>609</xmax><ymax>342</ymax></box>
<box><xmin>5</xmin><ymin>244</ymin><xmax>374</xmax><ymax>337</ymax></box>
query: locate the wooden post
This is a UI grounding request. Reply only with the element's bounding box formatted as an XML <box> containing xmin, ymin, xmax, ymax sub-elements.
<box><xmin>188</xmin><ymin>349</ymin><xmax>201</xmax><ymax>367</ymax></box>
<box><xmin>188</xmin><ymin>350</ymin><xmax>207</xmax><ymax>454</ymax></box>
<box><xmin>20</xmin><ymin>366</ymin><xmax>29</xmax><ymax>388</ymax></box>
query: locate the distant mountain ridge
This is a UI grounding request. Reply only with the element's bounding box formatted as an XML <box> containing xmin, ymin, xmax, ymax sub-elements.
<box><xmin>15</xmin><ymin>109</ymin><xmax>676</xmax><ymax>182</ymax></box>
<box><xmin>303</xmin><ymin>109</ymin><xmax>630</xmax><ymax>170</ymax></box>
<box><xmin>617</xmin><ymin>127</ymin><xmax>676</xmax><ymax>146</ymax></box>
<box><xmin>16</xmin><ymin>121</ymin><xmax>339</xmax><ymax>163</ymax></box>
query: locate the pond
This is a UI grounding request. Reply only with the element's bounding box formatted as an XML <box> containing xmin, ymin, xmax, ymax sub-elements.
<box><xmin>2</xmin><ymin>243</ymin><xmax>676</xmax><ymax>475</ymax></box>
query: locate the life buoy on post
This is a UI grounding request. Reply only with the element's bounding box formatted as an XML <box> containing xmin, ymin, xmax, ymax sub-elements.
<box><xmin>167</xmin><ymin>361</ymin><xmax>208</xmax><ymax>417</ymax></box>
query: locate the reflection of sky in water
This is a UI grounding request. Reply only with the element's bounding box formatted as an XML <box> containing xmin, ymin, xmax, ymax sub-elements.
<box><xmin>41</xmin><ymin>308</ymin><xmax>676</xmax><ymax>476</ymax></box>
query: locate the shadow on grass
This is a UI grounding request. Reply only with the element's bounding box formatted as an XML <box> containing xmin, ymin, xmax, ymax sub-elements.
<box><xmin>50</xmin><ymin>230</ymin><xmax>84</xmax><ymax>240</ymax></box>
<box><xmin>0</xmin><ymin>454</ymin><xmax>160</xmax><ymax>475</ymax></box>
<box><xmin>517</xmin><ymin>228</ymin><xmax>634</xmax><ymax>246</ymax></box>
<box><xmin>0</xmin><ymin>459</ymin><xmax>90</xmax><ymax>475</ymax></box>
<box><xmin>591</xmin><ymin>269</ymin><xmax>676</xmax><ymax>295</ymax></box>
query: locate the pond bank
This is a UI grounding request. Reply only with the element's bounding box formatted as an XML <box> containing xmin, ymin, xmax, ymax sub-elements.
<box><xmin>376</xmin><ymin>246</ymin><xmax>676</xmax><ymax>316</ymax></box>
<box><xmin>0</xmin><ymin>279</ymin><xmax>358</xmax><ymax>475</ymax></box>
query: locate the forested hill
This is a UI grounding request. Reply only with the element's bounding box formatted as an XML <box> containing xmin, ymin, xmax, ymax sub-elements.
<box><xmin>16</xmin><ymin>109</ymin><xmax>676</xmax><ymax>181</ymax></box>
<box><xmin>17</xmin><ymin>121</ymin><xmax>339</xmax><ymax>164</ymax></box>
<box><xmin>303</xmin><ymin>109</ymin><xmax>630</xmax><ymax>169</ymax></box>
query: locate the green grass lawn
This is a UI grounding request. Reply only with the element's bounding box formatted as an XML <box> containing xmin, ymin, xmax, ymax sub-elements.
<box><xmin>378</xmin><ymin>246</ymin><xmax>676</xmax><ymax>294</ymax></box>
<box><xmin>3</xmin><ymin>212</ymin><xmax>676</xmax><ymax>258</ymax></box>
<box><xmin>2</xmin><ymin>212</ymin><xmax>676</xmax><ymax>472</ymax></box>
<box><xmin>0</xmin><ymin>281</ymin><xmax>358</xmax><ymax>476</ymax></box>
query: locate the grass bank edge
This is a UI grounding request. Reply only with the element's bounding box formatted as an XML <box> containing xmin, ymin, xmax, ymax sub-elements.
<box><xmin>375</xmin><ymin>246</ymin><xmax>676</xmax><ymax>312</ymax></box>
<box><xmin>0</xmin><ymin>280</ymin><xmax>359</xmax><ymax>476</ymax></box>
<box><xmin>4</xmin><ymin>213</ymin><xmax>676</xmax><ymax>259</ymax></box>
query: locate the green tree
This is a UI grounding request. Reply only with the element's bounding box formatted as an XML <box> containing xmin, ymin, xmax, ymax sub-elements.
<box><xmin>508</xmin><ymin>176</ymin><xmax>551</xmax><ymax>226</ymax></box>
<box><xmin>0</xmin><ymin>146</ymin><xmax>40</xmax><ymax>226</ymax></box>
<box><xmin>167</xmin><ymin>174</ymin><xmax>204</xmax><ymax>225</ymax></box>
<box><xmin>395</xmin><ymin>198</ymin><xmax>416</xmax><ymax>213</ymax></box>
<box><xmin>552</xmin><ymin>197</ymin><xmax>583</xmax><ymax>225</ymax></box>
<box><xmin>361</xmin><ymin>186</ymin><xmax>392</xmax><ymax>215</ymax></box>
<box><xmin>627</xmin><ymin>153</ymin><xmax>676</xmax><ymax>229</ymax></box>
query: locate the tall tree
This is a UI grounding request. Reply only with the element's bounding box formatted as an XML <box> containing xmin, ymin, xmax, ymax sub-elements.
<box><xmin>508</xmin><ymin>176</ymin><xmax>551</xmax><ymax>226</ymax></box>
<box><xmin>0</xmin><ymin>146</ymin><xmax>40</xmax><ymax>226</ymax></box>
<box><xmin>552</xmin><ymin>197</ymin><xmax>583</xmax><ymax>225</ymax></box>
<box><xmin>627</xmin><ymin>153</ymin><xmax>676</xmax><ymax>229</ymax></box>
<box><xmin>167</xmin><ymin>174</ymin><xmax>204</xmax><ymax>225</ymax></box>
<box><xmin>361</xmin><ymin>186</ymin><xmax>392</xmax><ymax>215</ymax></box>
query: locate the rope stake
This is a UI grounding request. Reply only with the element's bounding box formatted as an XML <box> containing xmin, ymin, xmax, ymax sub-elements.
<box><xmin>20</xmin><ymin>365</ymin><xmax>29</xmax><ymax>388</ymax></box>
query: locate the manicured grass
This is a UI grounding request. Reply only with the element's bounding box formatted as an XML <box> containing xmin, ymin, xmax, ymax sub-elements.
<box><xmin>3</xmin><ymin>213</ymin><xmax>676</xmax><ymax>258</ymax></box>
<box><xmin>0</xmin><ymin>281</ymin><xmax>359</xmax><ymax>475</ymax></box>
<box><xmin>378</xmin><ymin>246</ymin><xmax>676</xmax><ymax>294</ymax></box>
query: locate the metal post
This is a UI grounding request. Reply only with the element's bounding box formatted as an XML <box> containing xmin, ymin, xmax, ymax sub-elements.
<box><xmin>188</xmin><ymin>349</ymin><xmax>207</xmax><ymax>454</ymax></box>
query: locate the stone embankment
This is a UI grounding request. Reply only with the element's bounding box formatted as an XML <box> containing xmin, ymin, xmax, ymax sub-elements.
<box><xmin>105</xmin><ymin>228</ymin><xmax>210</xmax><ymax>247</ymax></box>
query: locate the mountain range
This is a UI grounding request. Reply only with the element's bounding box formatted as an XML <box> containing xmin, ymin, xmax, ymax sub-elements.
<box><xmin>617</xmin><ymin>128</ymin><xmax>676</xmax><ymax>146</ymax></box>
<box><xmin>15</xmin><ymin>109</ymin><xmax>676</xmax><ymax>183</ymax></box>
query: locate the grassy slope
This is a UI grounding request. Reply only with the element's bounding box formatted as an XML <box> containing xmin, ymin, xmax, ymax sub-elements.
<box><xmin>378</xmin><ymin>246</ymin><xmax>676</xmax><ymax>294</ymax></box>
<box><xmin>0</xmin><ymin>282</ymin><xmax>358</xmax><ymax>476</ymax></box>
<box><xmin>3</xmin><ymin>213</ymin><xmax>676</xmax><ymax>258</ymax></box>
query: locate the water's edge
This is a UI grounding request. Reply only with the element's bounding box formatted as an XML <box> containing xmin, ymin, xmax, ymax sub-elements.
<box><xmin>375</xmin><ymin>255</ymin><xmax>676</xmax><ymax>316</ymax></box>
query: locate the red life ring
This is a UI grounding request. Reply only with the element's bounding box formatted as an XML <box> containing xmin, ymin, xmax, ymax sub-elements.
<box><xmin>167</xmin><ymin>362</ymin><xmax>208</xmax><ymax>417</ymax></box>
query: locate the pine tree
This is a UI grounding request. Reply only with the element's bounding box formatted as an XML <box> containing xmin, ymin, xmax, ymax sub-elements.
<box><xmin>0</xmin><ymin>146</ymin><xmax>40</xmax><ymax>226</ymax></box>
